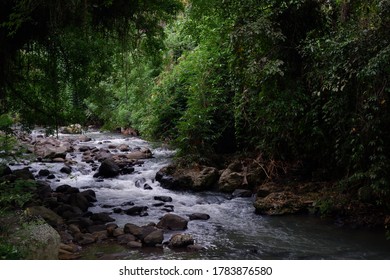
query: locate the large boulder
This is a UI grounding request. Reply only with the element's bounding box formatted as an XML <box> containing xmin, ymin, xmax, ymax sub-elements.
<box><xmin>217</xmin><ymin>161</ymin><xmax>244</xmax><ymax>192</ymax></box>
<box><xmin>33</xmin><ymin>138</ymin><xmax>73</xmax><ymax>159</ymax></box>
<box><xmin>218</xmin><ymin>160</ymin><xmax>266</xmax><ymax>192</ymax></box>
<box><xmin>192</xmin><ymin>167</ymin><xmax>219</xmax><ymax>191</ymax></box>
<box><xmin>25</xmin><ymin>206</ymin><xmax>64</xmax><ymax>226</ymax></box>
<box><xmin>156</xmin><ymin>164</ymin><xmax>219</xmax><ymax>191</ymax></box>
<box><xmin>157</xmin><ymin>214</ymin><xmax>188</xmax><ymax>231</ymax></box>
<box><xmin>218</xmin><ymin>170</ymin><xmax>243</xmax><ymax>192</ymax></box>
<box><xmin>254</xmin><ymin>191</ymin><xmax>314</xmax><ymax>216</ymax></box>
<box><xmin>14</xmin><ymin>218</ymin><xmax>61</xmax><ymax>259</ymax></box>
<box><xmin>97</xmin><ymin>158</ymin><xmax>120</xmax><ymax>178</ymax></box>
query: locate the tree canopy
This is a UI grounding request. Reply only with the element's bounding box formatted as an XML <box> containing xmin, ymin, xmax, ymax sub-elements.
<box><xmin>1</xmin><ymin>0</ymin><xmax>390</xmax><ymax>208</ymax></box>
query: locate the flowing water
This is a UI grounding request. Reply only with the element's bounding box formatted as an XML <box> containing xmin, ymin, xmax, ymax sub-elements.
<box><xmin>16</xmin><ymin>131</ymin><xmax>390</xmax><ymax>259</ymax></box>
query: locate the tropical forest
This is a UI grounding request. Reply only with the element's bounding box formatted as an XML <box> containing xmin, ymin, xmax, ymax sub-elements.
<box><xmin>1</xmin><ymin>0</ymin><xmax>390</xmax><ymax>260</ymax></box>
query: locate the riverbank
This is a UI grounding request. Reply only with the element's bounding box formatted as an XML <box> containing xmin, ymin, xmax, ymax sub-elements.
<box><xmin>1</xmin><ymin>130</ymin><xmax>389</xmax><ymax>260</ymax></box>
<box><xmin>155</xmin><ymin>157</ymin><xmax>390</xmax><ymax>230</ymax></box>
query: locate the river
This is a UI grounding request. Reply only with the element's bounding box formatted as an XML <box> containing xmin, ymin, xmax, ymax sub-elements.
<box><xmin>20</xmin><ymin>131</ymin><xmax>390</xmax><ymax>259</ymax></box>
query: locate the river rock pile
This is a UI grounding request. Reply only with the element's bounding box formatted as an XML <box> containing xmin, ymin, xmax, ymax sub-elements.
<box><xmin>3</xmin><ymin>132</ymin><xmax>206</xmax><ymax>259</ymax></box>
<box><xmin>1</xmin><ymin>164</ymin><xmax>204</xmax><ymax>259</ymax></box>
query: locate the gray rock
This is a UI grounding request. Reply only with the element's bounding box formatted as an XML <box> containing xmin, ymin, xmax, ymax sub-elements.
<box><xmin>26</xmin><ymin>206</ymin><xmax>64</xmax><ymax>226</ymax></box>
<box><xmin>124</xmin><ymin>223</ymin><xmax>143</xmax><ymax>239</ymax></box>
<box><xmin>113</xmin><ymin>208</ymin><xmax>123</xmax><ymax>213</ymax></box>
<box><xmin>153</xmin><ymin>202</ymin><xmax>165</xmax><ymax>207</ymax></box>
<box><xmin>137</xmin><ymin>225</ymin><xmax>154</xmax><ymax>240</ymax></box>
<box><xmin>13</xmin><ymin>218</ymin><xmax>61</xmax><ymax>259</ymax></box>
<box><xmin>90</xmin><ymin>212</ymin><xmax>115</xmax><ymax>224</ymax></box>
<box><xmin>118</xmin><ymin>144</ymin><xmax>130</xmax><ymax>152</ymax></box>
<box><xmin>127</xmin><ymin>241</ymin><xmax>142</xmax><ymax>248</ymax></box>
<box><xmin>218</xmin><ymin>170</ymin><xmax>243</xmax><ymax>192</ymax></box>
<box><xmin>60</xmin><ymin>165</ymin><xmax>72</xmax><ymax>174</ymax></box>
<box><xmin>188</xmin><ymin>213</ymin><xmax>210</xmax><ymax>221</ymax></box>
<box><xmin>125</xmin><ymin>206</ymin><xmax>148</xmax><ymax>216</ymax></box>
<box><xmin>38</xmin><ymin>169</ymin><xmax>51</xmax><ymax>177</ymax></box>
<box><xmin>68</xmin><ymin>193</ymin><xmax>90</xmax><ymax>212</ymax></box>
<box><xmin>157</xmin><ymin>214</ymin><xmax>188</xmax><ymax>231</ymax></box>
<box><xmin>192</xmin><ymin>167</ymin><xmax>219</xmax><ymax>190</ymax></box>
<box><xmin>93</xmin><ymin>230</ymin><xmax>109</xmax><ymax>242</ymax></box>
<box><xmin>80</xmin><ymin>189</ymin><xmax>97</xmax><ymax>202</ymax></box>
<box><xmin>169</xmin><ymin>234</ymin><xmax>194</xmax><ymax>248</ymax></box>
<box><xmin>113</xmin><ymin>228</ymin><xmax>124</xmax><ymax>237</ymax></box>
<box><xmin>79</xmin><ymin>135</ymin><xmax>92</xmax><ymax>142</ymax></box>
<box><xmin>55</xmin><ymin>184</ymin><xmax>77</xmax><ymax>193</ymax></box>
<box><xmin>117</xmin><ymin>234</ymin><xmax>137</xmax><ymax>244</ymax></box>
<box><xmin>78</xmin><ymin>146</ymin><xmax>91</xmax><ymax>152</ymax></box>
<box><xmin>143</xmin><ymin>229</ymin><xmax>164</xmax><ymax>246</ymax></box>
<box><xmin>97</xmin><ymin>158</ymin><xmax>120</xmax><ymax>178</ymax></box>
<box><xmin>154</xmin><ymin>196</ymin><xmax>173</xmax><ymax>202</ymax></box>
<box><xmin>75</xmin><ymin>233</ymin><xmax>96</xmax><ymax>245</ymax></box>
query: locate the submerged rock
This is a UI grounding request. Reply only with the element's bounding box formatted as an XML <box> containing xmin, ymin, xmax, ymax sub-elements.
<box><xmin>154</xmin><ymin>196</ymin><xmax>173</xmax><ymax>203</ymax></box>
<box><xmin>188</xmin><ymin>213</ymin><xmax>210</xmax><ymax>221</ymax></box>
<box><xmin>125</xmin><ymin>206</ymin><xmax>148</xmax><ymax>216</ymax></box>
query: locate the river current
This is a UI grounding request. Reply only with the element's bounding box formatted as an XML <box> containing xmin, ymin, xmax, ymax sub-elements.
<box><xmin>18</xmin><ymin>131</ymin><xmax>390</xmax><ymax>259</ymax></box>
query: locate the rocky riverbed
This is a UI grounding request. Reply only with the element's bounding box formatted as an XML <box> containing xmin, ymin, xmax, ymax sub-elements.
<box><xmin>2</xmin><ymin>129</ymin><xmax>390</xmax><ymax>260</ymax></box>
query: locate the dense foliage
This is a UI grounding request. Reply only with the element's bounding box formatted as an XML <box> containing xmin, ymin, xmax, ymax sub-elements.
<box><xmin>1</xmin><ymin>0</ymin><xmax>390</xmax><ymax>207</ymax></box>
